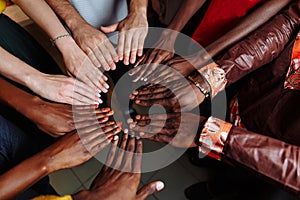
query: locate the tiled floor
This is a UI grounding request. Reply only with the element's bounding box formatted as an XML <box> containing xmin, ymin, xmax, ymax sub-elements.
<box><xmin>4</xmin><ymin>5</ymin><xmax>299</xmax><ymax>200</ymax></box>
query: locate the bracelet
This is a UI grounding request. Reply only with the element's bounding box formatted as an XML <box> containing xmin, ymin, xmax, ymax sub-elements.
<box><xmin>188</xmin><ymin>75</ymin><xmax>210</xmax><ymax>98</ymax></box>
<box><xmin>51</xmin><ymin>33</ymin><xmax>72</xmax><ymax>46</ymax></box>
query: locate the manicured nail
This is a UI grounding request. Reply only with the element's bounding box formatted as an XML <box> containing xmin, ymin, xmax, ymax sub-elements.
<box><xmin>97</xmin><ymin>93</ymin><xmax>101</xmax><ymax>98</ymax></box>
<box><xmin>113</xmin><ymin>135</ymin><xmax>119</xmax><ymax>141</ymax></box>
<box><xmin>135</xmin><ymin>115</ymin><xmax>141</xmax><ymax>120</ymax></box>
<box><xmin>127</xmin><ymin>118</ymin><xmax>134</xmax><ymax>123</ymax></box>
<box><xmin>130</xmin><ymin>134</ymin><xmax>135</xmax><ymax>138</ymax></box>
<box><xmin>104</xmin><ymin>83</ymin><xmax>110</xmax><ymax>89</ymax></box>
<box><xmin>97</xmin><ymin>89</ymin><xmax>102</xmax><ymax>94</ymax></box>
<box><xmin>139</xmin><ymin>132</ymin><xmax>145</xmax><ymax>136</ymax></box>
<box><xmin>136</xmin><ymin>136</ymin><xmax>141</xmax><ymax>140</ymax></box>
<box><xmin>140</xmin><ymin>77</ymin><xmax>144</xmax><ymax>81</ymax></box>
<box><xmin>104</xmin><ymin>76</ymin><xmax>108</xmax><ymax>81</ymax></box>
<box><xmin>143</xmin><ymin>78</ymin><xmax>148</xmax><ymax>82</ymax></box>
<box><xmin>124</xmin><ymin>129</ymin><xmax>129</xmax><ymax>134</ymax></box>
<box><xmin>98</xmin><ymin>99</ymin><xmax>103</xmax><ymax>104</ymax></box>
<box><xmin>94</xmin><ymin>102</ymin><xmax>100</xmax><ymax>105</ymax></box>
<box><xmin>155</xmin><ymin>182</ymin><xmax>165</xmax><ymax>191</ymax></box>
<box><xmin>102</xmin><ymin>88</ymin><xmax>108</xmax><ymax>93</ymax></box>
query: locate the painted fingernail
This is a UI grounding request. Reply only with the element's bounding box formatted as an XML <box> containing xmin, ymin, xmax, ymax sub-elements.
<box><xmin>136</xmin><ymin>136</ymin><xmax>141</xmax><ymax>140</ymax></box>
<box><xmin>124</xmin><ymin>129</ymin><xmax>129</xmax><ymax>134</ymax></box>
<box><xmin>94</xmin><ymin>102</ymin><xmax>100</xmax><ymax>105</ymax></box>
<box><xmin>98</xmin><ymin>99</ymin><xmax>103</xmax><ymax>104</ymax></box>
<box><xmin>97</xmin><ymin>93</ymin><xmax>101</xmax><ymax>98</ymax></box>
<box><xmin>155</xmin><ymin>182</ymin><xmax>165</xmax><ymax>191</ymax></box>
<box><xmin>127</xmin><ymin>118</ymin><xmax>134</xmax><ymax>123</ymax></box>
<box><xmin>120</xmin><ymin>56</ymin><xmax>123</xmax><ymax>61</ymax></box>
<box><xmin>102</xmin><ymin>88</ymin><xmax>108</xmax><ymax>93</ymax></box>
<box><xmin>140</xmin><ymin>77</ymin><xmax>144</xmax><ymax>81</ymax></box>
<box><xmin>139</xmin><ymin>132</ymin><xmax>145</xmax><ymax>136</ymax></box>
<box><xmin>135</xmin><ymin>115</ymin><xmax>141</xmax><ymax>120</ymax></box>
<box><xmin>104</xmin><ymin>76</ymin><xmax>108</xmax><ymax>81</ymax></box>
<box><xmin>144</xmin><ymin>78</ymin><xmax>148</xmax><ymax>82</ymax></box>
<box><xmin>97</xmin><ymin>89</ymin><xmax>102</xmax><ymax>94</ymax></box>
<box><xmin>104</xmin><ymin>83</ymin><xmax>110</xmax><ymax>89</ymax></box>
<box><xmin>130</xmin><ymin>134</ymin><xmax>135</xmax><ymax>138</ymax></box>
<box><xmin>113</xmin><ymin>135</ymin><xmax>119</xmax><ymax>141</ymax></box>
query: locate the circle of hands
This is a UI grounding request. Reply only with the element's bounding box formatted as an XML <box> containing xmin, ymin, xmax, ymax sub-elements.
<box><xmin>39</xmin><ymin>25</ymin><xmax>211</xmax><ymax>200</ymax></box>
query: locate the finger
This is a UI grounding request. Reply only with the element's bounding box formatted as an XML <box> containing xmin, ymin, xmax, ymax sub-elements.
<box><xmin>133</xmin><ymin>85</ymin><xmax>168</xmax><ymax>96</ymax></box>
<box><xmin>136</xmin><ymin>181</ymin><xmax>165</xmax><ymax>200</ymax></box>
<box><xmin>132</xmin><ymin>138</ymin><xmax>142</xmax><ymax>173</ymax></box>
<box><xmin>118</xmin><ymin>31</ymin><xmax>125</xmax><ymax>61</ymax></box>
<box><xmin>133</xmin><ymin>54</ymin><xmax>146</xmax><ymax>69</ymax></box>
<box><xmin>130</xmin><ymin>33</ymin><xmax>139</xmax><ymax>64</ymax></box>
<box><xmin>99</xmin><ymin>43</ymin><xmax>115</xmax><ymax>71</ymax></box>
<box><xmin>137</xmin><ymin>31</ymin><xmax>147</xmax><ymax>57</ymax></box>
<box><xmin>93</xmin><ymin>46</ymin><xmax>109</xmax><ymax>71</ymax></box>
<box><xmin>129</xmin><ymin>124</ymin><xmax>161</xmax><ymax>135</ymax></box>
<box><xmin>104</xmin><ymin>40</ymin><xmax>119</xmax><ymax>69</ymax></box>
<box><xmin>87</xmin><ymin>50</ymin><xmax>101</xmax><ymax>68</ymax></box>
<box><xmin>123</xmin><ymin>32</ymin><xmax>133</xmax><ymax>65</ymax></box>
<box><xmin>105</xmin><ymin>134</ymin><xmax>119</xmax><ymax>167</ymax></box>
<box><xmin>135</xmin><ymin>98</ymin><xmax>178</xmax><ymax>107</ymax></box>
<box><xmin>135</xmin><ymin>113</ymin><xmax>180</xmax><ymax>121</ymax></box>
<box><xmin>134</xmin><ymin>90</ymin><xmax>174</xmax><ymax>101</ymax></box>
<box><xmin>122</xmin><ymin>134</ymin><xmax>135</xmax><ymax>171</ymax></box>
<box><xmin>114</xmin><ymin>132</ymin><xmax>128</xmax><ymax>169</ymax></box>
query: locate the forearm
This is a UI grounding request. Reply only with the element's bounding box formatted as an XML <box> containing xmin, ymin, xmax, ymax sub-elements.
<box><xmin>0</xmin><ymin>47</ymin><xmax>42</xmax><ymax>88</ymax></box>
<box><xmin>167</xmin><ymin>0</ymin><xmax>206</xmax><ymax>32</ymax></box>
<box><xmin>129</xmin><ymin>0</ymin><xmax>148</xmax><ymax>15</ymax></box>
<box><xmin>205</xmin><ymin>0</ymin><xmax>292</xmax><ymax>57</ymax></box>
<box><xmin>223</xmin><ymin>127</ymin><xmax>300</xmax><ymax>197</ymax></box>
<box><xmin>44</xmin><ymin>0</ymin><xmax>88</xmax><ymax>33</ymax></box>
<box><xmin>14</xmin><ymin>0</ymin><xmax>83</xmax><ymax>53</ymax></box>
<box><xmin>0</xmin><ymin>77</ymin><xmax>42</xmax><ymax>123</ymax></box>
<box><xmin>0</xmin><ymin>151</ymin><xmax>52</xmax><ymax>199</ymax></box>
<box><xmin>198</xmin><ymin>117</ymin><xmax>300</xmax><ymax>196</ymax></box>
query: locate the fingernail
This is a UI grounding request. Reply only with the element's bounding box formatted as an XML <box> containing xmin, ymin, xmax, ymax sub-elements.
<box><xmin>130</xmin><ymin>134</ymin><xmax>135</xmax><ymax>138</ymax></box>
<box><xmin>120</xmin><ymin>56</ymin><xmax>123</xmax><ymax>61</ymax></box>
<box><xmin>155</xmin><ymin>182</ymin><xmax>165</xmax><ymax>191</ymax></box>
<box><xmin>124</xmin><ymin>129</ymin><xmax>129</xmax><ymax>134</ymax></box>
<box><xmin>104</xmin><ymin>76</ymin><xmax>108</xmax><ymax>81</ymax></box>
<box><xmin>97</xmin><ymin>89</ymin><xmax>102</xmax><ymax>94</ymax></box>
<box><xmin>94</xmin><ymin>102</ymin><xmax>100</xmax><ymax>105</ymax></box>
<box><xmin>98</xmin><ymin>99</ymin><xmax>103</xmax><ymax>104</ymax></box>
<box><xmin>140</xmin><ymin>77</ymin><xmax>144</xmax><ymax>81</ymax></box>
<box><xmin>104</xmin><ymin>84</ymin><xmax>110</xmax><ymax>89</ymax></box>
<box><xmin>102</xmin><ymin>88</ymin><xmax>108</xmax><ymax>93</ymax></box>
<box><xmin>113</xmin><ymin>135</ymin><xmax>119</xmax><ymax>141</ymax></box>
<box><xmin>135</xmin><ymin>115</ymin><xmax>141</xmax><ymax>120</ymax></box>
<box><xmin>97</xmin><ymin>93</ymin><xmax>101</xmax><ymax>98</ymax></box>
<box><xmin>136</xmin><ymin>136</ymin><xmax>141</xmax><ymax>140</ymax></box>
<box><xmin>127</xmin><ymin>118</ymin><xmax>133</xmax><ymax>123</ymax></box>
<box><xmin>140</xmin><ymin>132</ymin><xmax>145</xmax><ymax>136</ymax></box>
<box><xmin>144</xmin><ymin>78</ymin><xmax>148</xmax><ymax>82</ymax></box>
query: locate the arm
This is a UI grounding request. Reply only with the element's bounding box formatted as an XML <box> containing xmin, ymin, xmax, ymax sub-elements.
<box><xmin>0</xmin><ymin>125</ymin><xmax>121</xmax><ymax>200</ymax></box>
<box><xmin>206</xmin><ymin>0</ymin><xmax>292</xmax><ymax>57</ymax></box>
<box><xmin>199</xmin><ymin>117</ymin><xmax>300</xmax><ymax>197</ymax></box>
<box><xmin>197</xmin><ymin>1</ymin><xmax>300</xmax><ymax>97</ymax></box>
<box><xmin>0</xmin><ymin>77</ymin><xmax>113</xmax><ymax>137</ymax></box>
<box><xmin>44</xmin><ymin>0</ymin><xmax>119</xmax><ymax>70</ymax></box>
<box><xmin>13</xmin><ymin>0</ymin><xmax>108</xmax><ymax>94</ymax></box>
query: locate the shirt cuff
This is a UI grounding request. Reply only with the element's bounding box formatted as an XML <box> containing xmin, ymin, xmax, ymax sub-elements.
<box><xmin>198</xmin><ymin>62</ymin><xmax>227</xmax><ymax>98</ymax></box>
<box><xmin>199</xmin><ymin>116</ymin><xmax>232</xmax><ymax>161</ymax></box>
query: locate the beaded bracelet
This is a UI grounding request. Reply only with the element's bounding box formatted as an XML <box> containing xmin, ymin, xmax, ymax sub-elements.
<box><xmin>51</xmin><ymin>33</ymin><xmax>72</xmax><ymax>46</ymax></box>
<box><xmin>188</xmin><ymin>75</ymin><xmax>210</xmax><ymax>98</ymax></box>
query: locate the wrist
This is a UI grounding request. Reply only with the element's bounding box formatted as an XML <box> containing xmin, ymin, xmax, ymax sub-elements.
<box><xmin>129</xmin><ymin>1</ymin><xmax>148</xmax><ymax>15</ymax></box>
<box><xmin>198</xmin><ymin>117</ymin><xmax>232</xmax><ymax>161</ymax></box>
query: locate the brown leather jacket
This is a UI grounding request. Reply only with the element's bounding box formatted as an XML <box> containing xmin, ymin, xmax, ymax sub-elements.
<box><xmin>215</xmin><ymin>1</ymin><xmax>300</xmax><ymax>196</ymax></box>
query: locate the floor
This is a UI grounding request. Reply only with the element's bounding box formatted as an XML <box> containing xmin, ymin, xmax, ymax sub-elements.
<box><xmin>3</xmin><ymin>5</ymin><xmax>299</xmax><ymax>200</ymax></box>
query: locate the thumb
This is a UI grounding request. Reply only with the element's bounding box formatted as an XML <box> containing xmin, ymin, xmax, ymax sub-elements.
<box><xmin>136</xmin><ymin>181</ymin><xmax>164</xmax><ymax>200</ymax></box>
<box><xmin>100</xmin><ymin>23</ymin><xmax>119</xmax><ymax>33</ymax></box>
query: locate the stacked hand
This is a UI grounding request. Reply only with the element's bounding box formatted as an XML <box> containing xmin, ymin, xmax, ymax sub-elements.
<box><xmin>128</xmin><ymin>113</ymin><xmax>206</xmax><ymax>149</ymax></box>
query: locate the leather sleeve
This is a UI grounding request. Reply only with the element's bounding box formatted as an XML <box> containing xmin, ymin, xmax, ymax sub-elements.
<box><xmin>216</xmin><ymin>0</ymin><xmax>300</xmax><ymax>86</ymax></box>
<box><xmin>222</xmin><ymin>127</ymin><xmax>300</xmax><ymax>197</ymax></box>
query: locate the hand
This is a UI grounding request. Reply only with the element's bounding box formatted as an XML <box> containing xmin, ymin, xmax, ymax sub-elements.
<box><xmin>73</xmin><ymin>133</ymin><xmax>164</xmax><ymax>200</ymax></box>
<box><xmin>129</xmin><ymin>30</ymin><xmax>177</xmax><ymax>82</ymax></box>
<box><xmin>129</xmin><ymin>113</ymin><xmax>206</xmax><ymax>148</ymax></box>
<box><xmin>62</xmin><ymin>42</ymin><xmax>110</xmax><ymax>94</ymax></box>
<box><xmin>72</xmin><ymin>23</ymin><xmax>119</xmax><ymax>71</ymax></box>
<box><xmin>130</xmin><ymin>79</ymin><xmax>205</xmax><ymax>112</ymax></box>
<box><xmin>44</xmin><ymin>121</ymin><xmax>122</xmax><ymax>172</ymax></box>
<box><xmin>101</xmin><ymin>10</ymin><xmax>148</xmax><ymax>65</ymax></box>
<box><xmin>27</xmin><ymin>97</ymin><xmax>114</xmax><ymax>137</ymax></box>
<box><xmin>31</xmin><ymin>73</ymin><xmax>103</xmax><ymax>105</ymax></box>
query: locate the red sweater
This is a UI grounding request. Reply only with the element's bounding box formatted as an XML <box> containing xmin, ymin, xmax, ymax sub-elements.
<box><xmin>192</xmin><ymin>0</ymin><xmax>266</xmax><ymax>46</ymax></box>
